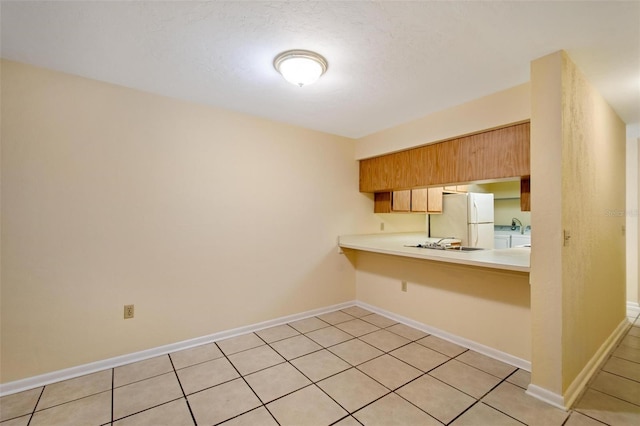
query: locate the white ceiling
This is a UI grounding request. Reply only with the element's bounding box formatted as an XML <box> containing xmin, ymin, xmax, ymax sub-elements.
<box><xmin>1</xmin><ymin>1</ymin><xmax>639</xmax><ymax>138</ymax></box>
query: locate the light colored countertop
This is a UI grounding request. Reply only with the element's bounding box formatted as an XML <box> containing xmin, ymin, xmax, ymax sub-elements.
<box><xmin>339</xmin><ymin>232</ymin><xmax>530</xmax><ymax>273</ymax></box>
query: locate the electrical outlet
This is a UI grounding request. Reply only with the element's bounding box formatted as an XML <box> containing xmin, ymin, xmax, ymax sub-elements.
<box><xmin>401</xmin><ymin>281</ymin><xmax>408</xmax><ymax>292</ymax></box>
<box><xmin>380</xmin><ymin>222</ymin><xmax>385</xmax><ymax>231</ymax></box>
<box><xmin>124</xmin><ymin>304</ymin><xmax>134</xmax><ymax>319</ymax></box>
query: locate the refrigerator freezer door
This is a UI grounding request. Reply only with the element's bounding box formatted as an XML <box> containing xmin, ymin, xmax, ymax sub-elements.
<box><xmin>468</xmin><ymin>193</ymin><xmax>494</xmax><ymax>224</ymax></box>
<box><xmin>468</xmin><ymin>223</ymin><xmax>495</xmax><ymax>248</ymax></box>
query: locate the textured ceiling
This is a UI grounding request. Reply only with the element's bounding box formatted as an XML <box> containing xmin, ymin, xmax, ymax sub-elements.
<box><xmin>1</xmin><ymin>1</ymin><xmax>639</xmax><ymax>138</ymax></box>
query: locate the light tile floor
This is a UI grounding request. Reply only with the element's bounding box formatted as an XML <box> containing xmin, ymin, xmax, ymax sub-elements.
<box><xmin>2</xmin><ymin>307</ymin><xmax>640</xmax><ymax>425</ymax></box>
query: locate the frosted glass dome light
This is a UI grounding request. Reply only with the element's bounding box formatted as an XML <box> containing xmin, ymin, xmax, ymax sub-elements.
<box><xmin>274</xmin><ymin>50</ymin><xmax>328</xmax><ymax>87</ymax></box>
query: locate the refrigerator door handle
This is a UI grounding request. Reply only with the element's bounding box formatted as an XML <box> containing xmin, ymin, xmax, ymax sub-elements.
<box><xmin>472</xmin><ymin>200</ymin><xmax>478</xmax><ymax>224</ymax></box>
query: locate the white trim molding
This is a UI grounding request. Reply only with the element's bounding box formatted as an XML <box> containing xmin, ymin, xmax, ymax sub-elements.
<box><xmin>627</xmin><ymin>301</ymin><xmax>640</xmax><ymax>318</ymax></box>
<box><xmin>0</xmin><ymin>301</ymin><xmax>355</xmax><ymax>397</ymax></box>
<box><xmin>355</xmin><ymin>301</ymin><xmax>532</xmax><ymax>371</ymax></box>
<box><xmin>526</xmin><ymin>317</ymin><xmax>630</xmax><ymax>411</ymax></box>
<box><xmin>526</xmin><ymin>384</ymin><xmax>566</xmax><ymax>410</ymax></box>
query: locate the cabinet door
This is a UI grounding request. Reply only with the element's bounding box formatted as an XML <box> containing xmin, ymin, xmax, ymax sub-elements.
<box><xmin>374</xmin><ymin>192</ymin><xmax>392</xmax><ymax>213</ymax></box>
<box><xmin>432</xmin><ymin>138</ymin><xmax>461</xmax><ymax>185</ymax></box>
<box><xmin>520</xmin><ymin>177</ymin><xmax>531</xmax><ymax>211</ymax></box>
<box><xmin>458</xmin><ymin>123</ymin><xmax>530</xmax><ymax>182</ymax></box>
<box><xmin>360</xmin><ymin>122</ymin><xmax>530</xmax><ymax>192</ymax></box>
<box><xmin>411</xmin><ymin>189</ymin><xmax>428</xmax><ymax>212</ymax></box>
<box><xmin>427</xmin><ymin>187</ymin><xmax>443</xmax><ymax>213</ymax></box>
<box><xmin>392</xmin><ymin>190</ymin><xmax>411</xmax><ymax>212</ymax></box>
<box><xmin>360</xmin><ymin>155</ymin><xmax>394</xmax><ymax>192</ymax></box>
<box><xmin>393</xmin><ymin>150</ymin><xmax>412</xmax><ymax>189</ymax></box>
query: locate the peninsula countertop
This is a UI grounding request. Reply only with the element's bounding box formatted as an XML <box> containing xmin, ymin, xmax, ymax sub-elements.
<box><xmin>338</xmin><ymin>232</ymin><xmax>530</xmax><ymax>273</ymax></box>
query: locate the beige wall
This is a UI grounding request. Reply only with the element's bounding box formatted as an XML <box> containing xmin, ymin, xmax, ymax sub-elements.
<box><xmin>3</xmin><ymin>53</ymin><xmax>630</xmax><ymax>396</ymax></box>
<box><xmin>530</xmin><ymin>51</ymin><xmax>626</xmax><ymax>401</ymax></box>
<box><xmin>475</xmin><ymin>181</ymin><xmax>532</xmax><ymax>227</ymax></box>
<box><xmin>0</xmin><ymin>60</ymin><xmax>381</xmax><ymax>383</ymax></box>
<box><xmin>627</xmin><ymin>124</ymin><xmax>640</xmax><ymax>305</ymax></box>
<box><xmin>352</xmin><ymin>82</ymin><xmax>534</xmax><ymax>361</ymax></box>
<box><xmin>354</xmin><ymin>252</ymin><xmax>531</xmax><ymax>360</ymax></box>
<box><xmin>355</xmin><ymin>83</ymin><xmax>531</xmax><ymax>159</ymax></box>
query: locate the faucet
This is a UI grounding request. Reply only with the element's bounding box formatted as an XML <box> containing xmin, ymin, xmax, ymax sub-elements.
<box><xmin>432</xmin><ymin>237</ymin><xmax>456</xmax><ymax>248</ymax></box>
<box><xmin>511</xmin><ymin>218</ymin><xmax>524</xmax><ymax>234</ymax></box>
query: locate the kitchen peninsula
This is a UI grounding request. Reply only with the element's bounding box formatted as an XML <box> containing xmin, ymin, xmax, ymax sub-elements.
<box><xmin>339</xmin><ymin>232</ymin><xmax>530</xmax><ymax>273</ymax></box>
<box><xmin>342</xmin><ymin>232</ymin><xmax>532</xmax><ymax>367</ymax></box>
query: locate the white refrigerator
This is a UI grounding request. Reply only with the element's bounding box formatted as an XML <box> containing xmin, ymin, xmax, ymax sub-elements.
<box><xmin>429</xmin><ymin>193</ymin><xmax>495</xmax><ymax>248</ymax></box>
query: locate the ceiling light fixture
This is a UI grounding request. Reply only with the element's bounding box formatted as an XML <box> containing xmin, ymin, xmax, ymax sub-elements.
<box><xmin>274</xmin><ymin>50</ymin><xmax>328</xmax><ymax>87</ymax></box>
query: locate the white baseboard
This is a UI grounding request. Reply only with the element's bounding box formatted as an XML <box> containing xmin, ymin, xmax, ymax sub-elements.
<box><xmin>0</xmin><ymin>300</ymin><xmax>355</xmax><ymax>397</ymax></box>
<box><xmin>526</xmin><ymin>317</ymin><xmax>630</xmax><ymax>411</ymax></box>
<box><xmin>16</xmin><ymin>298</ymin><xmax>627</xmax><ymax>402</ymax></box>
<box><xmin>561</xmin><ymin>317</ymin><xmax>630</xmax><ymax>409</ymax></box>
<box><xmin>355</xmin><ymin>301</ymin><xmax>532</xmax><ymax>372</ymax></box>
<box><xmin>526</xmin><ymin>384</ymin><xmax>566</xmax><ymax>410</ymax></box>
<box><xmin>627</xmin><ymin>301</ymin><xmax>640</xmax><ymax>318</ymax></box>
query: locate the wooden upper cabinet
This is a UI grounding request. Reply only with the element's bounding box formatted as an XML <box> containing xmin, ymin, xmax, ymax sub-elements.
<box><xmin>374</xmin><ymin>192</ymin><xmax>392</xmax><ymax>213</ymax></box>
<box><xmin>392</xmin><ymin>190</ymin><xmax>411</xmax><ymax>212</ymax></box>
<box><xmin>410</xmin><ymin>188</ymin><xmax>428</xmax><ymax>212</ymax></box>
<box><xmin>373</xmin><ymin>187</ymin><xmax>441</xmax><ymax>213</ymax></box>
<box><xmin>409</xmin><ymin>146</ymin><xmax>429</xmax><ymax>187</ymax></box>
<box><xmin>359</xmin><ymin>155</ymin><xmax>394</xmax><ymax>192</ymax></box>
<box><xmin>432</xmin><ymin>138</ymin><xmax>461</xmax><ymax>185</ymax></box>
<box><xmin>393</xmin><ymin>150</ymin><xmax>412</xmax><ymax>189</ymax></box>
<box><xmin>458</xmin><ymin>123</ymin><xmax>530</xmax><ymax>182</ymax></box>
<box><xmin>520</xmin><ymin>176</ymin><xmax>531</xmax><ymax>211</ymax></box>
<box><xmin>359</xmin><ymin>122</ymin><xmax>530</xmax><ymax>192</ymax></box>
<box><xmin>427</xmin><ymin>187</ymin><xmax>444</xmax><ymax>213</ymax></box>
<box><xmin>360</xmin><ymin>150</ymin><xmax>411</xmax><ymax>192</ymax></box>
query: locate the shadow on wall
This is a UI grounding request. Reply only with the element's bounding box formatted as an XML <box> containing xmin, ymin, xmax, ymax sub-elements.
<box><xmin>352</xmin><ymin>252</ymin><xmax>530</xmax><ymax>308</ymax></box>
<box><xmin>350</xmin><ymin>251</ymin><xmax>531</xmax><ymax>360</ymax></box>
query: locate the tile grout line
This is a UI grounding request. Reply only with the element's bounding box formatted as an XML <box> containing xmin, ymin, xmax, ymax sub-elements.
<box><xmin>574</xmin><ymin>323</ymin><xmax>640</xmax><ymax>410</ymax></box>
<box><xmin>110</xmin><ymin>368</ymin><xmax>114</xmax><ymax>425</ymax></box>
<box><xmin>257</xmin><ymin>317</ymin><xmax>386</xmax><ymax>422</ymax></box>
<box><xmin>18</xmin><ymin>385</ymin><xmax>115</xmax><ymax>420</ymax></box>
<box><xmin>383</xmin><ymin>337</ymin><xmax>459</xmax><ymax>415</ymax></box>
<box><xmin>482</xmin><ymin>379</ymin><xmax>575</xmax><ymax>426</ymax></box>
<box><xmin>443</xmin><ymin>370</ymin><xmax>523</xmax><ymax>426</ymax></box>
<box><xmin>167</xmin><ymin>354</ymin><xmax>198</xmax><ymax>426</ymax></box>
<box><xmin>568</xmin><ymin>322</ymin><xmax>640</xmax><ymax>424</ymax></box>
<box><xmin>17</xmin><ymin>308</ymin><xmax>638</xmax><ymax>426</ymax></box>
<box><xmin>598</xmin><ymin>368</ymin><xmax>640</xmax><ymax>385</ymax></box>
<box><xmin>110</xmin><ymin>358</ymin><xmax>191</xmax><ymax>424</ymax></box>
<box><xmin>251</xmin><ymin>329</ymin><xmax>372</xmax><ymax>425</ymax></box>
<box><xmin>109</xmin><ymin>397</ymin><xmax>187</xmax><ymax>424</ymax></box>
<box><xmin>214</xmin><ymin>337</ymin><xmax>282</xmax><ymax>426</ymax></box>
<box><xmin>24</xmin><ymin>385</ymin><xmax>44</xmax><ymax>426</ymax></box>
<box><xmin>328</xmin><ymin>415</ymin><xmax>363</xmax><ymax>426</ymax></box>
<box><xmin>582</xmin><ymin>386</ymin><xmax>640</xmax><ymax>409</ymax></box>
<box><xmin>609</xmin><ymin>353</ymin><xmax>640</xmax><ymax>365</ymax></box>
<box><xmin>569</xmin><ymin>405</ymin><xmax>612</xmax><ymax>426</ymax></box>
<box><xmin>10</xmin><ymin>308</ymin><xmax>639</xmax><ymax>426</ymax></box>
<box><xmin>211</xmin><ymin>405</ymin><xmax>271</xmax><ymax>426</ymax></box>
<box><xmin>340</xmin><ymin>327</ymin><xmax>534</xmax><ymax>426</ymax></box>
<box><xmin>314</xmin><ymin>311</ymin><xmax>470</xmax><ymax>423</ymax></box>
<box><xmin>311</xmin><ymin>313</ymin><xmax>444</xmax><ymax>423</ymax></box>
